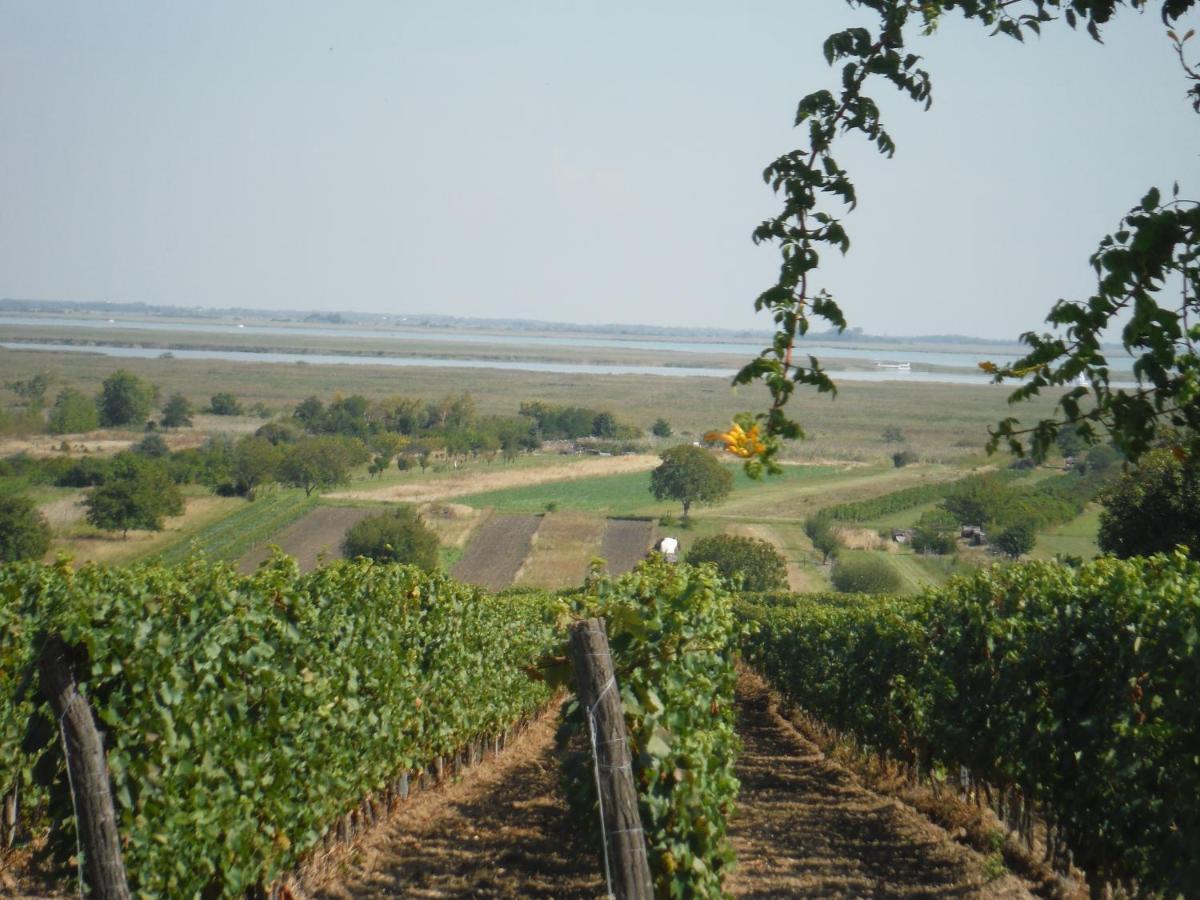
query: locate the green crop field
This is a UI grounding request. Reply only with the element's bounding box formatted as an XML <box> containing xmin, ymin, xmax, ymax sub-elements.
<box><xmin>154</xmin><ymin>489</ymin><xmax>317</xmax><ymax>565</ymax></box>
<box><xmin>453</xmin><ymin>462</ymin><xmax>841</xmax><ymax>516</ymax></box>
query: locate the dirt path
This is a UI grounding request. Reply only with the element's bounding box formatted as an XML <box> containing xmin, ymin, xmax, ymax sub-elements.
<box><xmin>327</xmin><ymin>455</ymin><xmax>658</xmax><ymax>505</ymax></box>
<box><xmin>306</xmin><ymin>713</ymin><xmax>602</xmax><ymax>899</ymax></box>
<box><xmin>728</xmin><ymin>672</ymin><xmax>1034</xmax><ymax>899</ymax></box>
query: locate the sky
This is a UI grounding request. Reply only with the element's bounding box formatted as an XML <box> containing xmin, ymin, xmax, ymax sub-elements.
<box><xmin>1</xmin><ymin>2</ymin><xmax>1197</xmax><ymax>339</ymax></box>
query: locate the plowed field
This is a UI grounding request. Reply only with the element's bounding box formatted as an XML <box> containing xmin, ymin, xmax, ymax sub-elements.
<box><xmin>450</xmin><ymin>514</ymin><xmax>541</xmax><ymax>591</ymax></box>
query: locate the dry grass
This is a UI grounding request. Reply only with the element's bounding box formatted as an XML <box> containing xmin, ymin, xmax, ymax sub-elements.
<box><xmin>329</xmin><ymin>454</ymin><xmax>659</xmax><ymax>505</ymax></box>
<box><xmin>513</xmin><ymin>511</ymin><xmax>608</xmax><ymax>591</ymax></box>
<box><xmin>52</xmin><ymin>494</ymin><xmax>242</xmax><ymax>566</ymax></box>
<box><xmin>417</xmin><ymin>503</ymin><xmax>487</xmax><ymax>550</ymax></box>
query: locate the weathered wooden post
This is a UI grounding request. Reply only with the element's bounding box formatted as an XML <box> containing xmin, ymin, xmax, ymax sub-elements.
<box><xmin>39</xmin><ymin>635</ymin><xmax>131</xmax><ymax>900</ymax></box>
<box><xmin>568</xmin><ymin>618</ymin><xmax>653</xmax><ymax>900</ymax></box>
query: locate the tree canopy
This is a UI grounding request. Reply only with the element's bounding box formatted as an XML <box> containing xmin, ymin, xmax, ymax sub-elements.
<box><xmin>84</xmin><ymin>454</ymin><xmax>184</xmax><ymax>537</ymax></box>
<box><xmin>723</xmin><ymin>0</ymin><xmax>1199</xmax><ymax>474</ymax></box>
<box><xmin>649</xmin><ymin>444</ymin><xmax>733</xmax><ymax>519</ymax></box>
<box><xmin>685</xmin><ymin>534</ymin><xmax>788</xmax><ymax>591</ymax></box>
<box><xmin>97</xmin><ymin>369</ymin><xmax>156</xmax><ymax>428</ymax></box>
<box><xmin>1098</xmin><ymin>447</ymin><xmax>1200</xmax><ymax>556</ymax></box>
<box><xmin>341</xmin><ymin>506</ymin><xmax>440</xmax><ymax>571</ymax></box>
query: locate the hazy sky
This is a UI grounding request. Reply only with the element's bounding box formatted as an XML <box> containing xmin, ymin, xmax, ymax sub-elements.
<box><xmin>1</xmin><ymin>3</ymin><xmax>1196</xmax><ymax>338</ymax></box>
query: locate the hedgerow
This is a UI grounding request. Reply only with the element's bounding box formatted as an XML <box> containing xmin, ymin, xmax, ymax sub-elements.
<box><xmin>560</xmin><ymin>557</ymin><xmax>745</xmax><ymax>898</ymax></box>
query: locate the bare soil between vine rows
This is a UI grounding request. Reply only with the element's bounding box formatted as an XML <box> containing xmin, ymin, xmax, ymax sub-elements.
<box><xmin>305</xmin><ymin>673</ymin><xmax>1038</xmax><ymax>899</ymax></box>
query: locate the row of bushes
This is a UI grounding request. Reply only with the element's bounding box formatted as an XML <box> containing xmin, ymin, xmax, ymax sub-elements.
<box><xmin>0</xmin><ymin>555</ymin><xmax>559</xmax><ymax>896</ymax></box>
<box><xmin>561</xmin><ymin>558</ymin><xmax>745</xmax><ymax>898</ymax></box>
<box><xmin>741</xmin><ymin>554</ymin><xmax>1200</xmax><ymax>895</ymax></box>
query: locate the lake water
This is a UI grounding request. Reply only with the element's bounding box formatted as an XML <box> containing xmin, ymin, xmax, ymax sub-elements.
<box><xmin>1</xmin><ymin>340</ymin><xmax>1032</xmax><ymax>385</ymax></box>
<box><xmin>0</xmin><ymin>314</ymin><xmax>1034</xmax><ymax>369</ymax></box>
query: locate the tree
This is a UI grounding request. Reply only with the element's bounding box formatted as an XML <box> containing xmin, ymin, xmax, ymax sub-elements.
<box><xmin>911</xmin><ymin>507</ymin><xmax>958</xmax><ymax>555</ymax></box>
<box><xmin>277</xmin><ymin>436</ymin><xmax>367</xmax><ymax>496</ymax></box>
<box><xmin>7</xmin><ymin>373</ymin><xmax>51</xmax><ymax>411</ymax></box>
<box><xmin>209</xmin><ymin>392</ymin><xmax>243</xmax><ymax>416</ymax></box>
<box><xmin>97</xmin><ymin>369</ymin><xmax>156</xmax><ymax>428</ymax></box>
<box><xmin>47</xmin><ymin>387</ymin><xmax>99</xmax><ymax>434</ymax></box>
<box><xmin>592</xmin><ymin>411</ymin><xmax>618</xmax><ymax>439</ymax></box>
<box><xmin>231</xmin><ymin>435</ymin><xmax>281</xmax><ymax>498</ymax></box>
<box><xmin>341</xmin><ymin>506</ymin><xmax>439</xmax><ymax>570</ymax></box>
<box><xmin>649</xmin><ymin>444</ymin><xmax>732</xmax><ymax>520</ymax></box>
<box><xmin>803</xmin><ymin>514</ymin><xmax>841</xmax><ymax>562</ymax></box>
<box><xmin>0</xmin><ymin>493</ymin><xmax>52</xmax><ymax>561</ymax></box>
<box><xmin>84</xmin><ymin>455</ymin><xmax>183</xmax><ymax>537</ymax></box>
<box><xmin>1097</xmin><ymin>448</ymin><xmax>1200</xmax><ymax>558</ymax></box>
<box><xmin>160</xmin><ymin>393</ymin><xmax>194</xmax><ymax>429</ymax></box>
<box><xmin>651</xmin><ymin>418</ymin><xmax>673</xmax><ymax>438</ymax></box>
<box><xmin>685</xmin><ymin>534</ymin><xmax>788</xmax><ymax>591</ymax></box>
<box><xmin>132</xmin><ymin>433</ymin><xmax>170</xmax><ymax>458</ymax></box>
<box><xmin>719</xmin><ymin>0</ymin><xmax>1200</xmax><ymax>475</ymax></box>
<box><xmin>994</xmin><ymin>523</ymin><xmax>1036</xmax><ymax>559</ymax></box>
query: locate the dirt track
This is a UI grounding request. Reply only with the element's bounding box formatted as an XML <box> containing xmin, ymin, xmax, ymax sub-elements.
<box><xmin>327</xmin><ymin>454</ymin><xmax>658</xmax><ymax>505</ymax></box>
<box><xmin>304</xmin><ymin>672</ymin><xmax>1036</xmax><ymax>900</ymax></box>
<box><xmin>727</xmin><ymin>671</ymin><xmax>1033</xmax><ymax>899</ymax></box>
<box><xmin>305</xmin><ymin>712</ymin><xmax>602</xmax><ymax>899</ymax></box>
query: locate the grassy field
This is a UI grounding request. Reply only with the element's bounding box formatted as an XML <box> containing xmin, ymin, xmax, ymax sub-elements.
<box><xmin>53</xmin><ymin>490</ymin><xmax>245</xmax><ymax>567</ymax></box>
<box><xmin>0</xmin><ymin>345</ymin><xmax>1061</xmax><ymax>463</ymax></box>
<box><xmin>1032</xmin><ymin>505</ymin><xmax>1102</xmax><ymax>561</ymax></box>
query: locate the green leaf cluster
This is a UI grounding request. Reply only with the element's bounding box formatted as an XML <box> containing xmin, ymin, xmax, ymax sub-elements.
<box><xmin>0</xmin><ymin>556</ymin><xmax>558</xmax><ymax>896</ymax></box>
<box><xmin>561</xmin><ymin>558</ymin><xmax>746</xmax><ymax>898</ymax></box>
<box><xmin>742</xmin><ymin>552</ymin><xmax>1200</xmax><ymax>893</ymax></box>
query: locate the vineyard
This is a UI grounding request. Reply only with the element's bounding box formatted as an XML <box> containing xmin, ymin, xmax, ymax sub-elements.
<box><xmin>2</xmin><ymin>547</ymin><xmax>1198</xmax><ymax>897</ymax></box>
<box><xmin>741</xmin><ymin>554</ymin><xmax>1200</xmax><ymax>896</ymax></box>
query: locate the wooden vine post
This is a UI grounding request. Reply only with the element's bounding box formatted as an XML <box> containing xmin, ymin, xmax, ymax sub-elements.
<box><xmin>568</xmin><ymin>618</ymin><xmax>653</xmax><ymax>900</ymax></box>
<box><xmin>39</xmin><ymin>635</ymin><xmax>131</xmax><ymax>900</ymax></box>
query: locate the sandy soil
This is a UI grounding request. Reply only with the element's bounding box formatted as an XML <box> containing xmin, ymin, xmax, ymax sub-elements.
<box><xmin>304</xmin><ymin>712</ymin><xmax>602</xmax><ymax>899</ymax></box>
<box><xmin>450</xmin><ymin>515</ymin><xmax>541</xmax><ymax>591</ymax></box>
<box><xmin>327</xmin><ymin>455</ymin><xmax>659</xmax><ymax>505</ymax></box>
<box><xmin>727</xmin><ymin>671</ymin><xmax>1034</xmax><ymax>899</ymax></box>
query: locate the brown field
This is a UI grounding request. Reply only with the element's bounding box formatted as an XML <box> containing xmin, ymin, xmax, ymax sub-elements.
<box><xmin>513</xmin><ymin>511</ymin><xmax>608</xmax><ymax>591</ymax></box>
<box><xmin>329</xmin><ymin>454</ymin><xmax>659</xmax><ymax>504</ymax></box>
<box><xmin>0</xmin><ymin>429</ymin><xmax>208</xmax><ymax>459</ymax></box>
<box><xmin>239</xmin><ymin>505</ymin><xmax>377</xmax><ymax>573</ymax></box>
<box><xmin>601</xmin><ymin>518</ymin><xmax>656</xmax><ymax>577</ymax></box>
<box><xmin>450</xmin><ymin>514</ymin><xmax>541</xmax><ymax>591</ymax></box>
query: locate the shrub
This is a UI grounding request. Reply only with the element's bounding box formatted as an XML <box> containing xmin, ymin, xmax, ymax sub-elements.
<box><xmin>994</xmin><ymin>523</ymin><xmax>1035</xmax><ymax>559</ymax></box>
<box><xmin>831</xmin><ymin>555</ymin><xmax>901</xmax><ymax>594</ymax></box>
<box><xmin>892</xmin><ymin>449</ymin><xmax>918</xmax><ymax>468</ymax></box>
<box><xmin>341</xmin><ymin>507</ymin><xmax>439</xmax><ymax>571</ymax></box>
<box><xmin>209</xmin><ymin>392</ymin><xmax>244</xmax><ymax>416</ymax></box>
<box><xmin>46</xmin><ymin>387</ymin><xmax>99</xmax><ymax>434</ymax></box>
<box><xmin>686</xmin><ymin>534</ymin><xmax>788</xmax><ymax>591</ymax></box>
<box><xmin>651</xmin><ymin>418</ymin><xmax>672</xmax><ymax>438</ymax></box>
<box><xmin>0</xmin><ymin>494</ymin><xmax>51</xmax><ymax>562</ymax></box>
